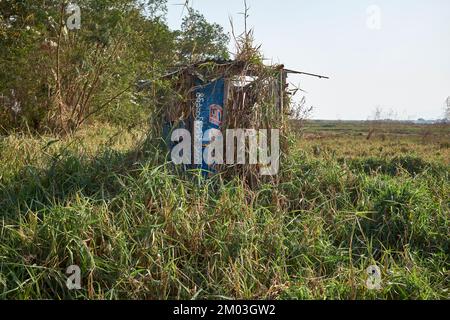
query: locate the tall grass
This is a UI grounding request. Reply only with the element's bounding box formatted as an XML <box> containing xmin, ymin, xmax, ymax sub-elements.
<box><xmin>0</xmin><ymin>124</ymin><xmax>448</xmax><ymax>299</ymax></box>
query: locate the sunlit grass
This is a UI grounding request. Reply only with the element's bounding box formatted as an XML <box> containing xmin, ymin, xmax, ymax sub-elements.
<box><xmin>0</xmin><ymin>121</ymin><xmax>448</xmax><ymax>299</ymax></box>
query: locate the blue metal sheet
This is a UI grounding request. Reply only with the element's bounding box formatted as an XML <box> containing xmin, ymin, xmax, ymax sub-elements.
<box><xmin>194</xmin><ymin>78</ymin><xmax>225</xmax><ymax>176</ymax></box>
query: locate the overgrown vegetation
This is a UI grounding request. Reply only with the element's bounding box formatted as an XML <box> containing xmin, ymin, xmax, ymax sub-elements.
<box><xmin>0</xmin><ymin>1</ymin><xmax>448</xmax><ymax>300</ymax></box>
<box><xmin>0</xmin><ymin>0</ymin><xmax>229</xmax><ymax>133</ymax></box>
<box><xmin>0</xmin><ymin>122</ymin><xmax>448</xmax><ymax>299</ymax></box>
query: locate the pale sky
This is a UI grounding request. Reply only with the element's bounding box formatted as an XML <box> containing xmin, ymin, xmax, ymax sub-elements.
<box><xmin>166</xmin><ymin>0</ymin><xmax>450</xmax><ymax>120</ymax></box>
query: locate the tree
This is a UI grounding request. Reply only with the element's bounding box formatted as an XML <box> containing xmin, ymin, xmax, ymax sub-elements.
<box><xmin>445</xmin><ymin>96</ymin><xmax>450</xmax><ymax>123</ymax></box>
<box><xmin>177</xmin><ymin>9</ymin><xmax>229</xmax><ymax>63</ymax></box>
<box><xmin>0</xmin><ymin>1</ymin><xmax>230</xmax><ymax>133</ymax></box>
<box><xmin>0</xmin><ymin>0</ymin><xmax>176</xmax><ymax>132</ymax></box>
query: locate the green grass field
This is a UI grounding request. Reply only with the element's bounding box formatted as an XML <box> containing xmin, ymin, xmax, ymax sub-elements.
<box><xmin>0</xmin><ymin>120</ymin><xmax>448</xmax><ymax>299</ymax></box>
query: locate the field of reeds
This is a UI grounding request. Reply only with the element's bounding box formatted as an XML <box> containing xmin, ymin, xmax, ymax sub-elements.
<box><xmin>0</xmin><ymin>120</ymin><xmax>448</xmax><ymax>299</ymax></box>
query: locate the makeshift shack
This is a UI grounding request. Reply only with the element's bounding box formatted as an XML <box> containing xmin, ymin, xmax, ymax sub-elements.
<box><xmin>160</xmin><ymin>58</ymin><xmax>328</xmax><ymax>178</ymax></box>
